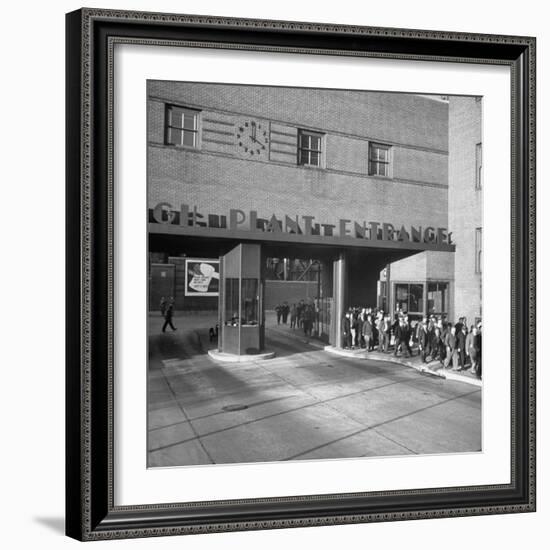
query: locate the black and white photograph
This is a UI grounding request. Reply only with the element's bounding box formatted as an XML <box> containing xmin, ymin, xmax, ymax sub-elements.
<box><xmin>0</xmin><ymin>0</ymin><xmax>543</xmax><ymax>546</ymax></box>
<box><xmin>147</xmin><ymin>82</ymin><xmax>483</xmax><ymax>468</ymax></box>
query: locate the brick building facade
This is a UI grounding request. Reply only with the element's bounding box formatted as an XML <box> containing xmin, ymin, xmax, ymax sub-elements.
<box><xmin>148</xmin><ymin>81</ymin><xmax>449</xmax><ymax>233</ymax></box>
<box><xmin>147</xmin><ymin>81</ymin><xmax>480</xmax><ymax>350</ymax></box>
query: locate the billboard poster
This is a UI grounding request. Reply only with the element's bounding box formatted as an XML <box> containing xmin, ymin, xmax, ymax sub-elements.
<box><xmin>184</xmin><ymin>258</ymin><xmax>220</xmax><ymax>296</ymax></box>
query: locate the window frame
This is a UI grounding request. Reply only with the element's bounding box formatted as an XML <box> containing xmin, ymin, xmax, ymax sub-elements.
<box><xmin>394</xmin><ymin>282</ymin><xmax>425</xmax><ymax>317</ymax></box>
<box><xmin>426</xmin><ymin>281</ymin><xmax>450</xmax><ymax>318</ymax></box>
<box><xmin>297</xmin><ymin>129</ymin><xmax>325</xmax><ymax>168</ymax></box>
<box><xmin>368</xmin><ymin>142</ymin><xmax>393</xmax><ymax>178</ymax></box>
<box><xmin>164</xmin><ymin>104</ymin><xmax>201</xmax><ymax>149</ymax></box>
<box><xmin>475</xmin><ymin>142</ymin><xmax>483</xmax><ymax>189</ymax></box>
<box><xmin>475</xmin><ymin>227</ymin><xmax>483</xmax><ymax>274</ymax></box>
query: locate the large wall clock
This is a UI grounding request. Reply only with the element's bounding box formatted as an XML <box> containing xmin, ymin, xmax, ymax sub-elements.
<box><xmin>236</xmin><ymin>120</ymin><xmax>269</xmax><ymax>157</ymax></box>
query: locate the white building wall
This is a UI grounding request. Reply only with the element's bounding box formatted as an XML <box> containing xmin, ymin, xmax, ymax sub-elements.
<box><xmin>448</xmin><ymin>96</ymin><xmax>483</xmax><ymax>325</ymax></box>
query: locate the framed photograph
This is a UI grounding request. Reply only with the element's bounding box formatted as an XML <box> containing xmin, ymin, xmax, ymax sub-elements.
<box><xmin>66</xmin><ymin>8</ymin><xmax>536</xmax><ymax>541</ymax></box>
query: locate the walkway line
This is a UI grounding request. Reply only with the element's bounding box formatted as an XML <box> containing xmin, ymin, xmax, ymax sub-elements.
<box><xmin>149</xmin><ymin>377</ymin><xmax>448</xmax><ymax>453</ymax></box>
<box><xmin>282</xmin><ymin>388</ymin><xmax>481</xmax><ymax>461</ymax></box>
<box><xmin>156</xmin><ymin>362</ymin><xmax>216</xmax><ymax>464</ymax></box>
<box><xmin>255</xmin><ymin>347</ymin><xmax>412</xmax><ymax>431</ymax></box>
<box><xmin>148</xmin><ymin>394</ymin><xmax>301</xmax><ymax>432</ymax></box>
<box><xmin>370</xmin><ymin>428</ymin><xmax>419</xmax><ymax>455</ymax></box>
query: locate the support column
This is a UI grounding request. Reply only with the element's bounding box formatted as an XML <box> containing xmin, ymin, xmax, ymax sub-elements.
<box><xmin>218</xmin><ymin>255</ymin><xmax>224</xmax><ymax>351</ymax></box>
<box><xmin>385</xmin><ymin>263</ymin><xmax>391</xmax><ymax>314</ymax></box>
<box><xmin>332</xmin><ymin>252</ymin><xmax>347</xmax><ymax>348</ymax></box>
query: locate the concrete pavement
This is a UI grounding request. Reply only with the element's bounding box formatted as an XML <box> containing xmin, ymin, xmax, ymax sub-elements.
<box><xmin>266</xmin><ymin>318</ymin><xmax>482</xmax><ymax>387</ymax></box>
<box><xmin>148</xmin><ymin>312</ymin><xmax>481</xmax><ymax>467</ymax></box>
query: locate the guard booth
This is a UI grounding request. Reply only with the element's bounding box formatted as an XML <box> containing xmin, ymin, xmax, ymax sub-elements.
<box><xmin>218</xmin><ymin>243</ymin><xmax>264</xmax><ymax>355</ymax></box>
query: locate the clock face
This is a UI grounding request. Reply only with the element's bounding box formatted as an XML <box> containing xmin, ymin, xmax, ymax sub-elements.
<box><xmin>235</xmin><ymin>120</ymin><xmax>269</xmax><ymax>157</ymax></box>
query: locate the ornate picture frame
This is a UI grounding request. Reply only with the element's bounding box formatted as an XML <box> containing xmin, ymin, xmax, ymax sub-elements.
<box><xmin>65</xmin><ymin>8</ymin><xmax>536</xmax><ymax>541</ymax></box>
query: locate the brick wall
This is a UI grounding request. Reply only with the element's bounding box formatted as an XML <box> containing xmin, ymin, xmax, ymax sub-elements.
<box><xmin>148</xmin><ymin>81</ymin><xmax>448</xmax><ymax>151</ymax></box>
<box><xmin>147</xmin><ymin>83</ymin><xmax>463</xmax><ymax>324</ymax></box>
<box><xmin>147</xmin><ymin>83</ymin><xmax>449</xmax><ymax>232</ymax></box>
<box><xmin>148</xmin><ymin>147</ymin><xmax>448</xmax><ymax>231</ymax></box>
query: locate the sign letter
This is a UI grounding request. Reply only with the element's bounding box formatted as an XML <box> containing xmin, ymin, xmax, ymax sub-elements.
<box><xmin>153</xmin><ymin>202</ymin><xmax>175</xmax><ymax>224</ymax></box>
<box><xmin>229</xmin><ymin>209</ymin><xmax>247</xmax><ymax>231</ymax></box>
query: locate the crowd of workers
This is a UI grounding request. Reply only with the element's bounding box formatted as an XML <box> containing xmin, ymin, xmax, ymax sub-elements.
<box><xmin>275</xmin><ymin>300</ymin><xmax>317</xmax><ymax>337</ymax></box>
<box><xmin>342</xmin><ymin>307</ymin><xmax>482</xmax><ymax>377</ymax></box>
<box><xmin>162</xmin><ymin>295</ymin><xmax>481</xmax><ymax>378</ymax></box>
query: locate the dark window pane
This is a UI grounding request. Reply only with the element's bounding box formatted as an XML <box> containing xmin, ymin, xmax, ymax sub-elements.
<box><xmin>310</xmin><ymin>135</ymin><xmax>321</xmax><ymax>151</ymax></box>
<box><xmin>410</xmin><ymin>284</ymin><xmax>424</xmax><ymax>312</ymax></box>
<box><xmin>182</xmin><ymin>131</ymin><xmax>195</xmax><ymax>147</ymax></box>
<box><xmin>241</xmin><ymin>279</ymin><xmax>259</xmax><ymax>325</ymax></box>
<box><xmin>183</xmin><ymin>113</ymin><xmax>196</xmax><ymax>130</ymax></box>
<box><xmin>166</xmin><ymin>107</ymin><xmax>199</xmax><ymax>147</ymax></box>
<box><xmin>169</xmin><ymin>109</ymin><xmax>184</xmax><ymax>128</ymax></box>
<box><xmin>225</xmin><ymin>279</ymin><xmax>240</xmax><ymax>325</ymax></box>
<box><xmin>369</xmin><ymin>144</ymin><xmax>391</xmax><ymax>176</ymax></box>
<box><xmin>395</xmin><ymin>284</ymin><xmax>409</xmax><ymax>312</ymax></box>
<box><xmin>167</xmin><ymin>127</ymin><xmax>183</xmax><ymax>145</ymax></box>
<box><xmin>299</xmin><ymin>131</ymin><xmax>323</xmax><ymax>165</ymax></box>
<box><xmin>427</xmin><ymin>282</ymin><xmax>448</xmax><ymax>315</ymax></box>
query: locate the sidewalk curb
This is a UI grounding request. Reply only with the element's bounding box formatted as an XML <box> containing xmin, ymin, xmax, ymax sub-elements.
<box><xmin>441</xmin><ymin>370</ymin><xmax>482</xmax><ymax>387</ymax></box>
<box><xmin>323</xmin><ymin>346</ymin><xmax>482</xmax><ymax>387</ymax></box>
<box><xmin>236</xmin><ymin>323</ymin><xmax>483</xmax><ymax>388</ymax></box>
<box><xmin>208</xmin><ymin>349</ymin><xmax>276</xmax><ymax>363</ymax></box>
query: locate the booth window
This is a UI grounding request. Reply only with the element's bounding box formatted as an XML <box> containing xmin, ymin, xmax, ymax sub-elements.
<box><xmin>241</xmin><ymin>279</ymin><xmax>259</xmax><ymax>326</ymax></box>
<box><xmin>298</xmin><ymin>130</ymin><xmax>323</xmax><ymax>167</ymax></box>
<box><xmin>165</xmin><ymin>105</ymin><xmax>200</xmax><ymax>148</ymax></box>
<box><xmin>395</xmin><ymin>283</ymin><xmax>424</xmax><ymax>319</ymax></box>
<box><xmin>224</xmin><ymin>278</ymin><xmax>259</xmax><ymax>326</ymax></box>
<box><xmin>224</xmin><ymin>279</ymin><xmax>240</xmax><ymax>326</ymax></box>
<box><xmin>369</xmin><ymin>143</ymin><xmax>392</xmax><ymax>177</ymax></box>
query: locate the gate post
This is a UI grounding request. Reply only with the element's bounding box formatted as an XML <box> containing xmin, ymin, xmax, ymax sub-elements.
<box><xmin>332</xmin><ymin>252</ymin><xmax>347</xmax><ymax>348</ymax></box>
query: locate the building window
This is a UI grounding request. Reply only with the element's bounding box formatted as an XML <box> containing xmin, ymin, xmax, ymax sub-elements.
<box><xmin>298</xmin><ymin>130</ymin><xmax>323</xmax><ymax>167</ymax></box>
<box><xmin>427</xmin><ymin>282</ymin><xmax>449</xmax><ymax>318</ymax></box>
<box><xmin>369</xmin><ymin>143</ymin><xmax>392</xmax><ymax>177</ymax></box>
<box><xmin>394</xmin><ymin>283</ymin><xmax>424</xmax><ymax>320</ymax></box>
<box><xmin>475</xmin><ymin>228</ymin><xmax>482</xmax><ymax>273</ymax></box>
<box><xmin>475</xmin><ymin>142</ymin><xmax>482</xmax><ymax>189</ymax></box>
<box><xmin>165</xmin><ymin>105</ymin><xmax>200</xmax><ymax>147</ymax></box>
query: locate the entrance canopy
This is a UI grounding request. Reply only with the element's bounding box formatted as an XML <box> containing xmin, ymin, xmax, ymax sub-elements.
<box><xmin>149</xmin><ymin>220</ymin><xmax>455</xmax><ymax>257</ymax></box>
<box><xmin>149</xmin><ymin>224</ymin><xmax>456</xmax><ymax>354</ymax></box>
<box><xmin>148</xmin><ymin>202</ymin><xmax>455</xmax><ymax>255</ymax></box>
